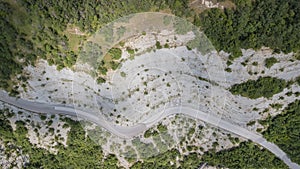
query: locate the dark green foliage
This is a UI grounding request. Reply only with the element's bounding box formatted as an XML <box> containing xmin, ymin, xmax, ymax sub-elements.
<box><xmin>96</xmin><ymin>77</ymin><xmax>106</xmax><ymax>84</ymax></box>
<box><xmin>164</xmin><ymin>43</ymin><xmax>169</xmax><ymax>48</ymax></box>
<box><xmin>180</xmin><ymin>153</ymin><xmax>202</xmax><ymax>169</ymax></box>
<box><xmin>156</xmin><ymin>41</ymin><xmax>162</xmax><ymax>49</ymax></box>
<box><xmin>47</xmin><ymin>119</ymin><xmax>53</xmax><ymax>126</ymax></box>
<box><xmin>144</xmin><ymin>129</ymin><xmax>152</xmax><ymax>138</ymax></box>
<box><xmin>157</xmin><ymin>123</ymin><xmax>167</xmax><ymax>133</ymax></box>
<box><xmin>265</xmin><ymin>57</ymin><xmax>278</xmax><ymax>68</ymax></box>
<box><xmin>262</xmin><ymin>100</ymin><xmax>300</xmax><ymax>164</ymax></box>
<box><xmin>130</xmin><ymin>140</ymin><xmax>288</xmax><ymax>168</ymax></box>
<box><xmin>270</xmin><ymin>103</ymin><xmax>283</xmax><ymax>110</ymax></box>
<box><xmin>246</xmin><ymin>120</ymin><xmax>255</xmax><ymax>126</ymax></box>
<box><xmin>0</xmin><ymin>111</ymin><xmax>14</xmax><ymax>139</ymax></box>
<box><xmin>103</xmin><ymin>154</ymin><xmax>119</xmax><ymax>169</ymax></box>
<box><xmin>200</xmin><ymin>0</ymin><xmax>300</xmax><ymax>58</ymax></box>
<box><xmin>187</xmin><ymin>128</ymin><xmax>195</xmax><ymax>137</ymax></box>
<box><xmin>40</xmin><ymin>115</ymin><xmax>47</xmax><ymax>120</ymax></box>
<box><xmin>225</xmin><ymin>67</ymin><xmax>232</xmax><ymax>72</ymax></box>
<box><xmin>252</xmin><ymin>62</ymin><xmax>258</xmax><ymax>66</ymax></box>
<box><xmin>130</xmin><ymin>149</ymin><xmax>180</xmax><ymax>169</ymax></box>
<box><xmin>230</xmin><ymin>76</ymin><xmax>287</xmax><ymax>99</ymax></box>
<box><xmin>201</xmin><ymin>142</ymin><xmax>288</xmax><ymax>169</ymax></box>
<box><xmin>143</xmin><ymin>129</ymin><xmax>159</xmax><ymax>138</ymax></box>
<box><xmin>295</xmin><ymin>53</ymin><xmax>300</xmax><ymax>60</ymax></box>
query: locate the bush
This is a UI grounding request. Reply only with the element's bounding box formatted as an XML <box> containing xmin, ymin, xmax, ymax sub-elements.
<box><xmin>98</xmin><ymin>66</ymin><xmax>108</xmax><ymax>75</ymax></box>
<box><xmin>96</xmin><ymin>77</ymin><xmax>106</xmax><ymax>84</ymax></box>
<box><xmin>265</xmin><ymin>57</ymin><xmax>278</xmax><ymax>68</ymax></box>
<box><xmin>126</xmin><ymin>48</ymin><xmax>135</xmax><ymax>55</ymax></box>
<box><xmin>144</xmin><ymin>129</ymin><xmax>152</xmax><ymax>138</ymax></box>
<box><xmin>108</xmin><ymin>48</ymin><xmax>122</xmax><ymax>60</ymax></box>
<box><xmin>110</xmin><ymin>61</ymin><xmax>120</xmax><ymax>70</ymax></box>
<box><xmin>120</xmin><ymin>71</ymin><xmax>126</xmax><ymax>77</ymax></box>
<box><xmin>155</xmin><ymin>41</ymin><xmax>162</xmax><ymax>49</ymax></box>
<box><xmin>157</xmin><ymin>123</ymin><xmax>167</xmax><ymax>133</ymax></box>
<box><xmin>40</xmin><ymin>115</ymin><xmax>47</xmax><ymax>121</ymax></box>
<box><xmin>225</xmin><ymin>67</ymin><xmax>232</xmax><ymax>72</ymax></box>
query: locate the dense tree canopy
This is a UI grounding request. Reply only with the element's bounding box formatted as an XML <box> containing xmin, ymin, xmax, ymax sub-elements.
<box><xmin>199</xmin><ymin>0</ymin><xmax>300</xmax><ymax>59</ymax></box>
<box><xmin>201</xmin><ymin>142</ymin><xmax>288</xmax><ymax>169</ymax></box>
<box><xmin>262</xmin><ymin>100</ymin><xmax>300</xmax><ymax>164</ymax></box>
<box><xmin>230</xmin><ymin>76</ymin><xmax>287</xmax><ymax>99</ymax></box>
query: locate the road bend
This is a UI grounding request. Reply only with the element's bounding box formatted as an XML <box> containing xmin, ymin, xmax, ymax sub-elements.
<box><xmin>0</xmin><ymin>91</ymin><xmax>299</xmax><ymax>169</ymax></box>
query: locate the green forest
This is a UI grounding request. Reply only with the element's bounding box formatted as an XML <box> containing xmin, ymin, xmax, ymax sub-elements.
<box><xmin>229</xmin><ymin>76</ymin><xmax>287</xmax><ymax>99</ymax></box>
<box><xmin>262</xmin><ymin>100</ymin><xmax>300</xmax><ymax>164</ymax></box>
<box><xmin>199</xmin><ymin>0</ymin><xmax>300</xmax><ymax>59</ymax></box>
<box><xmin>201</xmin><ymin>142</ymin><xmax>288</xmax><ymax>169</ymax></box>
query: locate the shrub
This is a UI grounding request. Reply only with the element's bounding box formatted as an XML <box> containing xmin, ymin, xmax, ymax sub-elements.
<box><xmin>265</xmin><ymin>57</ymin><xmax>278</xmax><ymax>68</ymax></box>
<box><xmin>108</xmin><ymin>48</ymin><xmax>122</xmax><ymax>60</ymax></box>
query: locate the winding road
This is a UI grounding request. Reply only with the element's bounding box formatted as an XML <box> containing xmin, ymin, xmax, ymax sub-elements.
<box><xmin>0</xmin><ymin>91</ymin><xmax>299</xmax><ymax>169</ymax></box>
